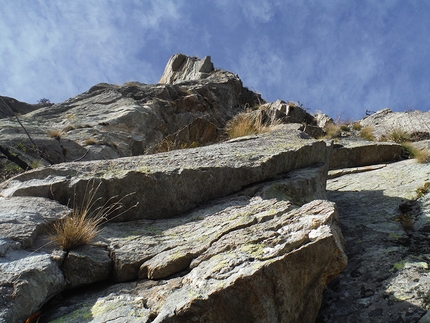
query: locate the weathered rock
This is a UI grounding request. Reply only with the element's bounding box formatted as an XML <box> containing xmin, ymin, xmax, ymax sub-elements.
<box><xmin>0</xmin><ymin>55</ymin><xmax>261</xmax><ymax>164</ymax></box>
<box><xmin>0</xmin><ymin>126</ymin><xmax>333</xmax><ymax>222</ymax></box>
<box><xmin>0</xmin><ymin>196</ymin><xmax>70</xmax><ymax>249</ymax></box>
<box><xmin>360</xmin><ymin>108</ymin><xmax>430</xmax><ymax>140</ymax></box>
<box><xmin>159</xmin><ymin>54</ymin><xmax>215</xmax><ymax>84</ymax></box>
<box><xmin>328</xmin><ymin>138</ymin><xmax>402</xmax><ymax>169</ymax></box>
<box><xmin>0</xmin><ymin>252</ymin><xmax>66</xmax><ymax>323</ymax></box>
<box><xmin>41</xmin><ymin>197</ymin><xmax>346</xmax><ymax>323</ymax></box>
<box><xmin>315</xmin><ymin>112</ymin><xmax>334</xmax><ymax>128</ymax></box>
<box><xmin>318</xmin><ymin>159</ymin><xmax>430</xmax><ymax>322</ymax></box>
<box><xmin>104</xmin><ymin>162</ymin><xmax>330</xmax><ymax>282</ymax></box>
<box><xmin>0</xmin><ymin>96</ymin><xmax>42</xmax><ymax>119</ymax></box>
<box><xmin>61</xmin><ymin>244</ymin><xmax>112</xmax><ymax>289</ymax></box>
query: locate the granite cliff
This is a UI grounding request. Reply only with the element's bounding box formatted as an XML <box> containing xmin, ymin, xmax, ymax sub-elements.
<box><xmin>1</xmin><ymin>54</ymin><xmax>430</xmax><ymax>322</ymax></box>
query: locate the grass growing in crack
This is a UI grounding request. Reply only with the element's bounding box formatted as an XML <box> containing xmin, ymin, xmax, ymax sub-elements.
<box><xmin>47</xmin><ymin>181</ymin><xmax>136</xmax><ymax>251</ymax></box>
<box><xmin>401</xmin><ymin>143</ymin><xmax>430</xmax><ymax>164</ymax></box>
<box><xmin>225</xmin><ymin>111</ymin><xmax>281</xmax><ymax>139</ymax></box>
<box><xmin>48</xmin><ymin>129</ymin><xmax>64</xmax><ymax>139</ymax></box>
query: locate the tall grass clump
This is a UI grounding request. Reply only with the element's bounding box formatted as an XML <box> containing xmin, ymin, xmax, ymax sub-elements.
<box><xmin>401</xmin><ymin>142</ymin><xmax>430</xmax><ymax>164</ymax></box>
<box><xmin>48</xmin><ymin>181</ymin><xmax>135</xmax><ymax>250</ymax></box>
<box><xmin>322</xmin><ymin>123</ymin><xmax>341</xmax><ymax>139</ymax></box>
<box><xmin>359</xmin><ymin>126</ymin><xmax>375</xmax><ymax>141</ymax></box>
<box><xmin>382</xmin><ymin>128</ymin><xmax>411</xmax><ymax>143</ymax></box>
<box><xmin>225</xmin><ymin>112</ymin><xmax>280</xmax><ymax>139</ymax></box>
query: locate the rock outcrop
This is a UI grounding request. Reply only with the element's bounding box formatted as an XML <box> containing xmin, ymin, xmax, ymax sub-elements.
<box><xmin>318</xmin><ymin>160</ymin><xmax>430</xmax><ymax>322</ymax></box>
<box><xmin>158</xmin><ymin>53</ymin><xmax>215</xmax><ymax>84</ymax></box>
<box><xmin>360</xmin><ymin>108</ymin><xmax>430</xmax><ymax>140</ymax></box>
<box><xmin>1</xmin><ymin>126</ymin><xmax>331</xmax><ymax>222</ymax></box>
<box><xmin>3</xmin><ymin>53</ymin><xmax>430</xmax><ymax>323</ymax></box>
<box><xmin>0</xmin><ymin>55</ymin><xmax>261</xmax><ymax>165</ymax></box>
<box><xmin>0</xmin><ymin>126</ymin><xmax>347</xmax><ymax>323</ymax></box>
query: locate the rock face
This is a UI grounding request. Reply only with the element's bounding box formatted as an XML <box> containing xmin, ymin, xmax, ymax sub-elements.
<box><xmin>1</xmin><ymin>126</ymin><xmax>332</xmax><ymax>222</ymax></box>
<box><xmin>3</xmin><ymin>53</ymin><xmax>430</xmax><ymax>323</ymax></box>
<box><xmin>0</xmin><ymin>55</ymin><xmax>261</xmax><ymax>165</ymax></box>
<box><xmin>318</xmin><ymin>160</ymin><xmax>430</xmax><ymax>322</ymax></box>
<box><xmin>0</xmin><ymin>125</ymin><xmax>347</xmax><ymax>323</ymax></box>
<box><xmin>360</xmin><ymin>108</ymin><xmax>430</xmax><ymax>140</ymax></box>
<box><xmin>329</xmin><ymin>138</ymin><xmax>402</xmax><ymax>169</ymax></box>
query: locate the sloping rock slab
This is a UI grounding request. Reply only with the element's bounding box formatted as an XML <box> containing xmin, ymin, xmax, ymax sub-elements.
<box><xmin>1</xmin><ymin>126</ymin><xmax>332</xmax><ymax>221</ymax></box>
<box><xmin>328</xmin><ymin>138</ymin><xmax>402</xmax><ymax>170</ymax></box>
<box><xmin>103</xmin><ymin>163</ymin><xmax>329</xmax><ymax>282</ymax></box>
<box><xmin>318</xmin><ymin>159</ymin><xmax>430</xmax><ymax>322</ymax></box>
<box><xmin>42</xmin><ymin>200</ymin><xmax>347</xmax><ymax>323</ymax></box>
<box><xmin>360</xmin><ymin>108</ymin><xmax>430</xmax><ymax>139</ymax></box>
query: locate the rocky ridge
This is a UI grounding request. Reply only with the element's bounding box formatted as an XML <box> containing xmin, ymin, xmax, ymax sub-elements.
<box><xmin>1</xmin><ymin>54</ymin><xmax>430</xmax><ymax>322</ymax></box>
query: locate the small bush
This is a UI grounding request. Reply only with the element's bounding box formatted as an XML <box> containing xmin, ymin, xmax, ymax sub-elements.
<box><xmin>383</xmin><ymin>128</ymin><xmax>411</xmax><ymax>143</ymax></box>
<box><xmin>340</xmin><ymin>125</ymin><xmax>351</xmax><ymax>132</ymax></box>
<box><xmin>225</xmin><ymin>112</ymin><xmax>280</xmax><ymax>139</ymax></box>
<box><xmin>359</xmin><ymin>126</ymin><xmax>375</xmax><ymax>141</ymax></box>
<box><xmin>225</xmin><ymin>113</ymin><xmax>257</xmax><ymax>138</ymax></box>
<box><xmin>396</xmin><ymin>214</ymin><xmax>414</xmax><ymax>231</ymax></box>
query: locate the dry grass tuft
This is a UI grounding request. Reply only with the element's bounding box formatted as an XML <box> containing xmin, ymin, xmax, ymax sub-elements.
<box><xmin>225</xmin><ymin>112</ymin><xmax>281</xmax><ymax>139</ymax></box>
<box><xmin>382</xmin><ymin>128</ymin><xmax>411</xmax><ymax>143</ymax></box>
<box><xmin>47</xmin><ymin>181</ymin><xmax>136</xmax><ymax>251</ymax></box>
<box><xmin>352</xmin><ymin>122</ymin><xmax>362</xmax><ymax>131</ymax></box>
<box><xmin>84</xmin><ymin>138</ymin><xmax>98</xmax><ymax>145</ymax></box>
<box><xmin>401</xmin><ymin>143</ymin><xmax>430</xmax><ymax>164</ymax></box>
<box><xmin>416</xmin><ymin>182</ymin><xmax>430</xmax><ymax>198</ymax></box>
<box><xmin>359</xmin><ymin>126</ymin><xmax>375</xmax><ymax>141</ymax></box>
<box><xmin>322</xmin><ymin>124</ymin><xmax>341</xmax><ymax>139</ymax></box>
<box><xmin>47</xmin><ymin>129</ymin><xmax>64</xmax><ymax>139</ymax></box>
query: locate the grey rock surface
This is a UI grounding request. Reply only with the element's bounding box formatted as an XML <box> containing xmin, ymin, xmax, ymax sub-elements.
<box><xmin>0</xmin><ymin>55</ymin><xmax>261</xmax><ymax>164</ymax></box>
<box><xmin>159</xmin><ymin>53</ymin><xmax>215</xmax><ymax>84</ymax></box>
<box><xmin>360</xmin><ymin>108</ymin><xmax>430</xmax><ymax>140</ymax></box>
<box><xmin>329</xmin><ymin>138</ymin><xmax>402</xmax><ymax>169</ymax></box>
<box><xmin>318</xmin><ymin>159</ymin><xmax>430</xmax><ymax>323</ymax></box>
<box><xmin>0</xmin><ymin>126</ymin><xmax>332</xmax><ymax>222</ymax></box>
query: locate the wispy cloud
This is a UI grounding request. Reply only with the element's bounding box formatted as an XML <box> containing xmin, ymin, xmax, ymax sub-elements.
<box><xmin>1</xmin><ymin>0</ymin><xmax>429</xmax><ymax>119</ymax></box>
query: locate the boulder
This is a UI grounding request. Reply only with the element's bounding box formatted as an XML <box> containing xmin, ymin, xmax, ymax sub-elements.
<box><xmin>328</xmin><ymin>138</ymin><xmax>402</xmax><ymax>169</ymax></box>
<box><xmin>314</xmin><ymin>112</ymin><xmax>334</xmax><ymax>128</ymax></box>
<box><xmin>0</xmin><ymin>126</ymin><xmax>333</xmax><ymax>222</ymax></box>
<box><xmin>159</xmin><ymin>53</ymin><xmax>215</xmax><ymax>84</ymax></box>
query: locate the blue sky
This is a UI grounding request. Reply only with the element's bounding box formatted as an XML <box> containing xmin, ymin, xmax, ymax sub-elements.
<box><xmin>1</xmin><ymin>0</ymin><xmax>429</xmax><ymax>121</ymax></box>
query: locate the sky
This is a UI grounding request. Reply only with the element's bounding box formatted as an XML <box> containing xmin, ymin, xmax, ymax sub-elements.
<box><xmin>1</xmin><ymin>0</ymin><xmax>430</xmax><ymax>121</ymax></box>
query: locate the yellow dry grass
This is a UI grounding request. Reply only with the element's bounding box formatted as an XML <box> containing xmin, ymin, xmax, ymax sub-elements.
<box><xmin>48</xmin><ymin>181</ymin><xmax>135</xmax><ymax>250</ymax></box>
